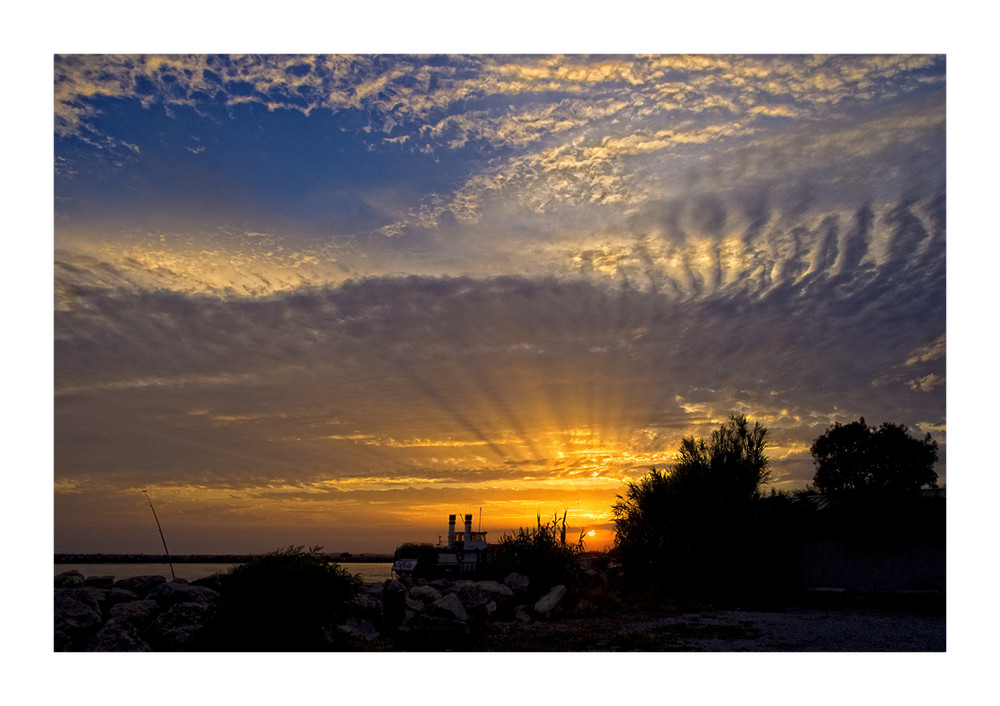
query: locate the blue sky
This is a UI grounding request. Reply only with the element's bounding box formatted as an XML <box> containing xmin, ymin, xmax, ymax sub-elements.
<box><xmin>53</xmin><ymin>54</ymin><xmax>947</xmax><ymax>554</ymax></box>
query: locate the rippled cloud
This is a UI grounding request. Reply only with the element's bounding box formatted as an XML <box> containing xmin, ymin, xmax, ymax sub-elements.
<box><xmin>54</xmin><ymin>54</ymin><xmax>945</xmax><ymax>552</ymax></box>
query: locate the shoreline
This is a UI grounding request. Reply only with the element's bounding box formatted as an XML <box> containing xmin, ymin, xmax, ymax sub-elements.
<box><xmin>54</xmin><ymin>553</ymin><xmax>394</xmax><ymax>565</ymax></box>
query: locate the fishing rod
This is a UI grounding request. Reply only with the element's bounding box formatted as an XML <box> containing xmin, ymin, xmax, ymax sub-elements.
<box><xmin>142</xmin><ymin>490</ymin><xmax>175</xmax><ymax>581</ymax></box>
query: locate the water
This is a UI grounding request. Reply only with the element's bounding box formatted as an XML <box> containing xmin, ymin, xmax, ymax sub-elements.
<box><xmin>55</xmin><ymin>561</ymin><xmax>394</xmax><ymax>584</ymax></box>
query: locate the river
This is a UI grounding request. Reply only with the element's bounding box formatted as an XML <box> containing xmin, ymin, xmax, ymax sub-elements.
<box><xmin>55</xmin><ymin>561</ymin><xmax>395</xmax><ymax>584</ymax></box>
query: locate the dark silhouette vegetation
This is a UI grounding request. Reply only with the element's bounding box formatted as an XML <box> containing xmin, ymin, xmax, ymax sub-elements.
<box><xmin>392</xmin><ymin>542</ymin><xmax>440</xmax><ymax>579</ymax></box>
<box><xmin>483</xmin><ymin>511</ymin><xmax>584</xmax><ymax>600</ymax></box>
<box><xmin>71</xmin><ymin>416</ymin><xmax>940</xmax><ymax>651</ymax></box>
<box><xmin>196</xmin><ymin>545</ymin><xmax>361</xmax><ymax>651</ymax></box>
<box><xmin>810</xmin><ymin>417</ymin><xmax>938</xmax><ymax>496</ymax></box>
<box><xmin>612</xmin><ymin>415</ymin><xmax>796</xmax><ymax>604</ymax></box>
<box><xmin>611</xmin><ymin>414</ymin><xmax>943</xmax><ymax>607</ymax></box>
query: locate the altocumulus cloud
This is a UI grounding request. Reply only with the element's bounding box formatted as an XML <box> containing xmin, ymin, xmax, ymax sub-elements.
<box><xmin>53</xmin><ymin>54</ymin><xmax>946</xmax><ymax>553</ymax></box>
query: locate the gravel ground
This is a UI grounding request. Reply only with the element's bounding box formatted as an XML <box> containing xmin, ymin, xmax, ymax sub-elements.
<box><xmin>481</xmin><ymin>607</ymin><xmax>946</xmax><ymax>651</ymax></box>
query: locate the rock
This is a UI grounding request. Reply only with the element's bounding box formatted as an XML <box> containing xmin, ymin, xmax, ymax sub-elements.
<box><xmin>146</xmin><ymin>580</ymin><xmax>218</xmax><ymax>608</ymax></box>
<box><xmin>514</xmin><ymin>605</ymin><xmax>533</xmax><ymax>623</ymax></box>
<box><xmin>146</xmin><ymin>602</ymin><xmax>210</xmax><ymax>651</ymax></box>
<box><xmin>113</xmin><ymin>575</ymin><xmax>167</xmax><ymax>599</ymax></box>
<box><xmin>472</xmin><ymin>580</ymin><xmax>515</xmax><ymax>599</ymax></box>
<box><xmin>336</xmin><ymin>617</ymin><xmax>380</xmax><ymax>642</ymax></box>
<box><xmin>430</xmin><ymin>592</ymin><xmax>469</xmax><ymax>622</ymax></box>
<box><xmin>449</xmin><ymin>580</ymin><xmax>512</xmax><ymax>621</ymax></box>
<box><xmin>109</xmin><ymin>587</ymin><xmax>139</xmax><ymax>606</ymax></box>
<box><xmin>382</xmin><ymin>579</ymin><xmax>408</xmax><ymax>630</ymax></box>
<box><xmin>405</xmin><ymin>595</ymin><xmax>426</xmax><ymax>612</ymax></box>
<box><xmin>54</xmin><ymin>590</ymin><xmax>104</xmax><ymax>650</ymax></box>
<box><xmin>87</xmin><ymin>618</ymin><xmax>152</xmax><ymax>652</ymax></box>
<box><xmin>409</xmin><ymin>584</ymin><xmax>443</xmax><ymax>603</ymax></box>
<box><xmin>54</xmin><ymin>629</ymin><xmax>74</xmax><ymax>652</ymax></box>
<box><xmin>504</xmin><ymin>572</ymin><xmax>530</xmax><ymax>593</ymax></box>
<box><xmin>452</xmin><ymin>580</ymin><xmax>512</xmax><ymax>609</ymax></box>
<box><xmin>109</xmin><ymin>599</ymin><xmax>162</xmax><ymax>630</ymax></box>
<box><xmin>350</xmin><ymin>591</ymin><xmax>383</xmax><ymax>627</ymax></box>
<box><xmin>191</xmin><ymin>573</ymin><xmax>224</xmax><ymax>591</ymax></box>
<box><xmin>55</xmin><ymin>570</ymin><xmax>85</xmax><ymax>588</ymax></box>
<box><xmin>533</xmin><ymin>585</ymin><xmax>567</xmax><ymax>618</ymax></box>
<box><xmin>57</xmin><ymin>587</ymin><xmax>111</xmax><ymax>621</ymax></box>
<box><xmin>429</xmin><ymin>578</ymin><xmax>455</xmax><ymax>592</ymax></box>
<box><xmin>84</xmin><ymin>575</ymin><xmax>115</xmax><ymax>589</ymax></box>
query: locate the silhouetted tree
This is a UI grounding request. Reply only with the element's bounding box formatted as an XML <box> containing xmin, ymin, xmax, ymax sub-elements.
<box><xmin>810</xmin><ymin>418</ymin><xmax>938</xmax><ymax>496</ymax></box>
<box><xmin>612</xmin><ymin>414</ymin><xmax>771</xmax><ymax>599</ymax></box>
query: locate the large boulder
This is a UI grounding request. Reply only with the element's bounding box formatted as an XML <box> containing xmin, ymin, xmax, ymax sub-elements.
<box><xmin>429</xmin><ymin>592</ymin><xmax>469</xmax><ymax>622</ymax></box>
<box><xmin>429</xmin><ymin>578</ymin><xmax>455</xmax><ymax>592</ymax></box>
<box><xmin>54</xmin><ymin>590</ymin><xmax>104</xmax><ymax>651</ymax></box>
<box><xmin>86</xmin><ymin>618</ymin><xmax>152</xmax><ymax>652</ymax></box>
<box><xmin>453</xmin><ymin>580</ymin><xmax>515</xmax><ymax>621</ymax></box>
<box><xmin>409</xmin><ymin>584</ymin><xmax>443</xmax><ymax>604</ymax></box>
<box><xmin>55</xmin><ymin>570</ymin><xmax>85</xmax><ymax>588</ymax></box>
<box><xmin>533</xmin><ymin>585</ymin><xmax>568</xmax><ymax>619</ymax></box>
<box><xmin>84</xmin><ymin>575</ymin><xmax>115</xmax><ymax>589</ymax></box>
<box><xmin>472</xmin><ymin>580</ymin><xmax>515</xmax><ymax>600</ymax></box>
<box><xmin>56</xmin><ymin>587</ymin><xmax>111</xmax><ymax>622</ymax></box>
<box><xmin>109</xmin><ymin>599</ymin><xmax>163</xmax><ymax>631</ymax></box>
<box><xmin>335</xmin><ymin>617</ymin><xmax>380</xmax><ymax>643</ymax></box>
<box><xmin>147</xmin><ymin>580</ymin><xmax>218</xmax><ymax>608</ymax></box>
<box><xmin>504</xmin><ymin>572</ymin><xmax>530</xmax><ymax>593</ymax></box>
<box><xmin>350</xmin><ymin>591</ymin><xmax>383</xmax><ymax>628</ymax></box>
<box><xmin>108</xmin><ymin>587</ymin><xmax>140</xmax><ymax>607</ymax></box>
<box><xmin>146</xmin><ymin>602</ymin><xmax>211</xmax><ymax>651</ymax></box>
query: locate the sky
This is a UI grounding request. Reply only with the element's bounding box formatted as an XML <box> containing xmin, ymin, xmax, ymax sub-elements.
<box><xmin>53</xmin><ymin>53</ymin><xmax>947</xmax><ymax>555</ymax></box>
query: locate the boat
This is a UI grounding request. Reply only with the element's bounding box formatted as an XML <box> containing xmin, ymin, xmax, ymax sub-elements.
<box><xmin>392</xmin><ymin>513</ymin><xmax>487</xmax><ymax>578</ymax></box>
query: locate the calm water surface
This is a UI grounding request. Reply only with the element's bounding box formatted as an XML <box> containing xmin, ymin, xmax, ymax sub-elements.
<box><xmin>55</xmin><ymin>562</ymin><xmax>394</xmax><ymax>583</ymax></box>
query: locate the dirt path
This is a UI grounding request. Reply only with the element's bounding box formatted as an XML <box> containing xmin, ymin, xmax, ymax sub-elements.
<box><xmin>480</xmin><ymin>607</ymin><xmax>946</xmax><ymax>651</ymax></box>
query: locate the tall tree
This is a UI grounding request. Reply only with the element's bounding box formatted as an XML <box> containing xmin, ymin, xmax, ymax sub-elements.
<box><xmin>612</xmin><ymin>414</ymin><xmax>771</xmax><ymax>594</ymax></box>
<box><xmin>810</xmin><ymin>418</ymin><xmax>938</xmax><ymax>496</ymax></box>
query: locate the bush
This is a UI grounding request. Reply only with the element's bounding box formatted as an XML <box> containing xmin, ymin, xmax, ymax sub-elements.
<box><xmin>393</xmin><ymin>542</ymin><xmax>439</xmax><ymax>579</ymax></box>
<box><xmin>612</xmin><ymin>415</ymin><xmax>773</xmax><ymax>600</ymax></box>
<box><xmin>483</xmin><ymin>512</ymin><xmax>582</xmax><ymax>597</ymax></box>
<box><xmin>198</xmin><ymin>545</ymin><xmax>362</xmax><ymax>651</ymax></box>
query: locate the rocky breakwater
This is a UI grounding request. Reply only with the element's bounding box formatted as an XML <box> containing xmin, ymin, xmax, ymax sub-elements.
<box><xmin>54</xmin><ymin>570</ymin><xmax>222</xmax><ymax>651</ymax></box>
<box><xmin>347</xmin><ymin>572</ymin><xmax>570</xmax><ymax>649</ymax></box>
<box><xmin>54</xmin><ymin>568</ymin><xmax>571</xmax><ymax>651</ymax></box>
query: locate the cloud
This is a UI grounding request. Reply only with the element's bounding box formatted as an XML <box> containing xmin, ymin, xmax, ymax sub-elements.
<box><xmin>53</xmin><ymin>54</ymin><xmax>947</xmax><ymax>552</ymax></box>
<box><xmin>56</xmin><ymin>185</ymin><xmax>945</xmax><ymax>490</ymax></box>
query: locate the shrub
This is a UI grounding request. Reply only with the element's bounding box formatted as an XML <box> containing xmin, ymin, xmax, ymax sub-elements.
<box><xmin>612</xmin><ymin>415</ymin><xmax>772</xmax><ymax>600</ymax></box>
<box><xmin>393</xmin><ymin>542</ymin><xmax>439</xmax><ymax>579</ymax></box>
<box><xmin>484</xmin><ymin>512</ymin><xmax>583</xmax><ymax>597</ymax></box>
<box><xmin>198</xmin><ymin>545</ymin><xmax>362</xmax><ymax>651</ymax></box>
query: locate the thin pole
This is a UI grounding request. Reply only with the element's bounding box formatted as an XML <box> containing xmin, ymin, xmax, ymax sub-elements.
<box><xmin>143</xmin><ymin>490</ymin><xmax>175</xmax><ymax>580</ymax></box>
